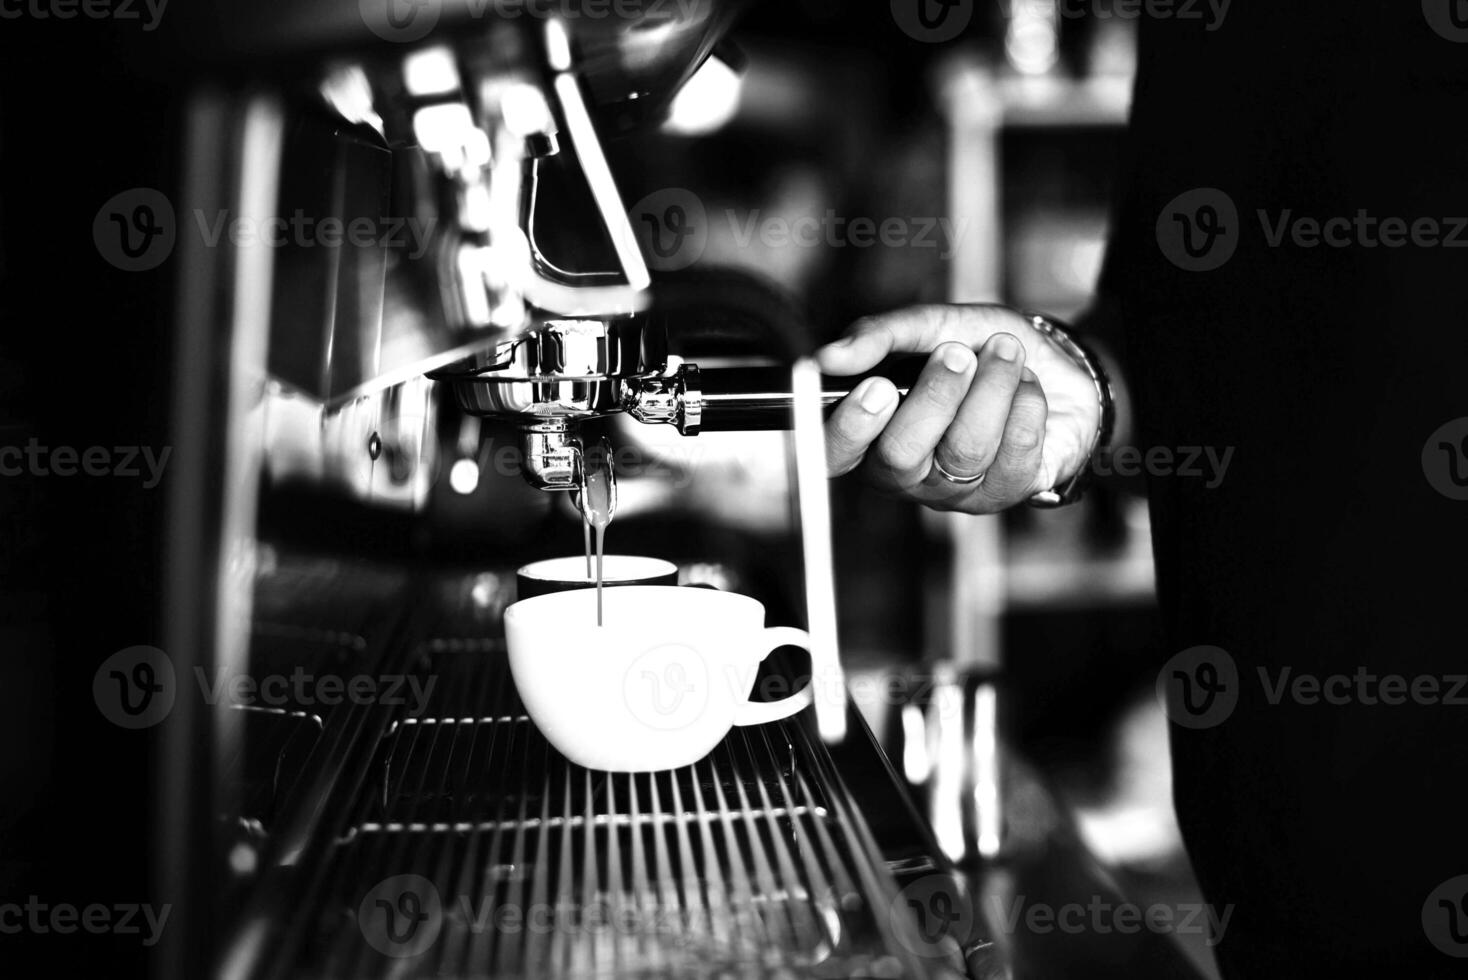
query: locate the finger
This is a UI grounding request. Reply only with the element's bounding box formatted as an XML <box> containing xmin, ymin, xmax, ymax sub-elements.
<box><xmin>975</xmin><ymin>367</ymin><xmax>1049</xmax><ymax>506</ymax></box>
<box><xmin>816</xmin><ymin>304</ymin><xmax>1027</xmax><ymax>376</ymax></box>
<box><xmin>824</xmin><ymin>377</ymin><xmax>900</xmax><ymax>477</ymax></box>
<box><xmin>929</xmin><ymin>333</ymin><xmax>1026</xmax><ymax>484</ymax></box>
<box><xmin>867</xmin><ymin>343</ymin><xmax>977</xmax><ymax>490</ymax></box>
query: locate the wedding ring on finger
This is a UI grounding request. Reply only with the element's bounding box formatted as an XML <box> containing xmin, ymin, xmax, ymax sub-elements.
<box><xmin>932</xmin><ymin>458</ymin><xmax>986</xmax><ymax>486</ymax></box>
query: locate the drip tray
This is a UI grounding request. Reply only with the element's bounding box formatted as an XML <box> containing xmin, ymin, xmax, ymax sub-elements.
<box><xmin>286</xmin><ymin>644</ymin><xmax>953</xmax><ymax>979</ymax></box>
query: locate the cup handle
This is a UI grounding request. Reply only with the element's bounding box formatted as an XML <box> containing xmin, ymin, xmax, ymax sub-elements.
<box><xmin>733</xmin><ymin>626</ymin><xmax>815</xmax><ymax>727</ymax></box>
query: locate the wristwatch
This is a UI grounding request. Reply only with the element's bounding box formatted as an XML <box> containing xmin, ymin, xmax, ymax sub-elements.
<box><xmin>1024</xmin><ymin>314</ymin><xmax>1115</xmax><ymax>508</ymax></box>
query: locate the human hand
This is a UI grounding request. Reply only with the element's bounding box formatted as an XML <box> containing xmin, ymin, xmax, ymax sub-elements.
<box><xmin>818</xmin><ymin>304</ymin><xmax>1102</xmax><ymax>513</ymax></box>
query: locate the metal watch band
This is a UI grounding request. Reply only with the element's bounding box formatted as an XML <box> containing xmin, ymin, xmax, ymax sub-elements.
<box><xmin>1023</xmin><ymin>313</ymin><xmax>1115</xmax><ymax>508</ymax></box>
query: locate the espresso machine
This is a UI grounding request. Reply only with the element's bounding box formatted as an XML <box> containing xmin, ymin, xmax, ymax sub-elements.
<box><xmin>152</xmin><ymin>2</ymin><xmax>998</xmax><ymax>978</ymax></box>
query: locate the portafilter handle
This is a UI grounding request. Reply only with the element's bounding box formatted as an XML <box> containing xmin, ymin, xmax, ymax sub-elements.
<box><xmin>627</xmin><ymin>356</ymin><xmax>931</xmax><ymax>434</ymax></box>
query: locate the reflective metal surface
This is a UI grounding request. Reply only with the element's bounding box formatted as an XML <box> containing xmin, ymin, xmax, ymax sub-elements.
<box><xmin>435</xmin><ymin>318</ymin><xmax>668</xmax><ymax>417</ymax></box>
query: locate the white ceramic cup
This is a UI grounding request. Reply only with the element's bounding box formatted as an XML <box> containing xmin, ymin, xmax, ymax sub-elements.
<box><xmin>503</xmin><ymin>586</ymin><xmax>814</xmax><ymax>772</ymax></box>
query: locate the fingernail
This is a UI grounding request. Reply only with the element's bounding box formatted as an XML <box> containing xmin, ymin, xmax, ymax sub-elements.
<box><xmin>1021</xmin><ymin>367</ymin><xmax>1038</xmax><ymax>383</ymax></box>
<box><xmin>825</xmin><ymin>336</ymin><xmax>855</xmax><ymax>349</ymax></box>
<box><xmin>992</xmin><ymin>334</ymin><xmax>1022</xmax><ymax>362</ymax></box>
<box><xmin>941</xmin><ymin>344</ymin><xmax>976</xmax><ymax>373</ymax></box>
<box><xmin>857</xmin><ymin>379</ymin><xmax>896</xmax><ymax>414</ymax></box>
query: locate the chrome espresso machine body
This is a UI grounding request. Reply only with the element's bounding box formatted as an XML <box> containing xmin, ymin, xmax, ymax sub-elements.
<box><xmin>157</xmin><ymin>3</ymin><xmax>993</xmax><ymax>978</ymax></box>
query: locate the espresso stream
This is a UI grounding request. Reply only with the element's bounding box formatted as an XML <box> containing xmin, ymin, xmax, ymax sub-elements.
<box><xmin>578</xmin><ymin>441</ymin><xmax>616</xmax><ymax>625</ymax></box>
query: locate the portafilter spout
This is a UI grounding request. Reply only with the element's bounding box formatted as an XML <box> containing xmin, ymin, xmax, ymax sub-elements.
<box><xmin>428</xmin><ymin>316</ymin><xmax>667</xmax><ymax>491</ymax></box>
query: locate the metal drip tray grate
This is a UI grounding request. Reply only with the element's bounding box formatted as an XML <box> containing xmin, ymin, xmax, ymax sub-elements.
<box><xmin>282</xmin><ymin>643</ymin><xmax>948</xmax><ymax>979</ymax></box>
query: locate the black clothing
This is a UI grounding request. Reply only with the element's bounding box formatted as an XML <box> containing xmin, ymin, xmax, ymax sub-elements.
<box><xmin>1103</xmin><ymin>4</ymin><xmax>1468</xmax><ymax>976</ymax></box>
